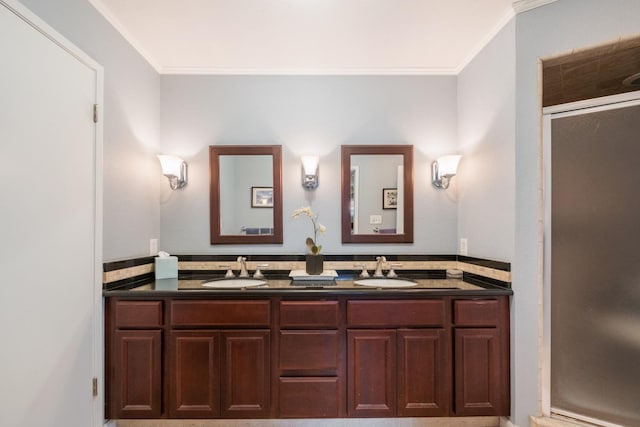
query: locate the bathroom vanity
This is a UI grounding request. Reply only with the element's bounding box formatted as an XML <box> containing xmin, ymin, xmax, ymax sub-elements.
<box><xmin>104</xmin><ymin>277</ymin><xmax>511</xmax><ymax>420</ymax></box>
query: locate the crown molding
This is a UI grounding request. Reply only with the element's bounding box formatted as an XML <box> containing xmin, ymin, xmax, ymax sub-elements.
<box><xmin>88</xmin><ymin>0</ymin><xmax>161</xmax><ymax>72</ymax></box>
<box><xmin>455</xmin><ymin>7</ymin><xmax>515</xmax><ymax>74</ymax></box>
<box><xmin>159</xmin><ymin>66</ymin><xmax>459</xmax><ymax>76</ymax></box>
<box><xmin>513</xmin><ymin>0</ymin><xmax>559</xmax><ymax>14</ymax></box>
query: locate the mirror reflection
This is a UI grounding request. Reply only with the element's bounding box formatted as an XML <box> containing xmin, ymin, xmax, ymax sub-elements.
<box><xmin>341</xmin><ymin>145</ymin><xmax>413</xmax><ymax>244</ymax></box>
<box><xmin>210</xmin><ymin>145</ymin><xmax>283</xmax><ymax>245</ymax></box>
<box><xmin>219</xmin><ymin>155</ymin><xmax>274</xmax><ymax>235</ymax></box>
<box><xmin>350</xmin><ymin>154</ymin><xmax>404</xmax><ymax>235</ymax></box>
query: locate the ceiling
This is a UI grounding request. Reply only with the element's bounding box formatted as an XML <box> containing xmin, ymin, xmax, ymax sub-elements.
<box><xmin>90</xmin><ymin>0</ymin><xmax>517</xmax><ymax>75</ymax></box>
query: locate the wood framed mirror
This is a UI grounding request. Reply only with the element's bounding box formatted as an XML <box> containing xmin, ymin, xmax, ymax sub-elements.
<box><xmin>210</xmin><ymin>145</ymin><xmax>283</xmax><ymax>244</ymax></box>
<box><xmin>341</xmin><ymin>145</ymin><xmax>414</xmax><ymax>243</ymax></box>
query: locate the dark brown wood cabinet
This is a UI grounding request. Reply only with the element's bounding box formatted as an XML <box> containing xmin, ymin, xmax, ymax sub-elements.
<box><xmin>220</xmin><ymin>330</ymin><xmax>271</xmax><ymax>417</ymax></box>
<box><xmin>167</xmin><ymin>300</ymin><xmax>271</xmax><ymax>419</ymax></box>
<box><xmin>168</xmin><ymin>330</ymin><xmax>220</xmax><ymax>418</ymax></box>
<box><xmin>346</xmin><ymin>299</ymin><xmax>450</xmax><ymax>417</ymax></box>
<box><xmin>452</xmin><ymin>298</ymin><xmax>510</xmax><ymax>416</ymax></box>
<box><xmin>107</xmin><ymin>300</ymin><xmax>164</xmax><ymax>419</ymax></box>
<box><xmin>348</xmin><ymin>329</ymin><xmax>397</xmax><ymax>417</ymax></box>
<box><xmin>167</xmin><ymin>330</ymin><xmax>270</xmax><ymax>418</ymax></box>
<box><xmin>105</xmin><ymin>294</ymin><xmax>510</xmax><ymax>420</ymax></box>
<box><xmin>111</xmin><ymin>330</ymin><xmax>162</xmax><ymax>418</ymax></box>
<box><xmin>277</xmin><ymin>300</ymin><xmax>344</xmax><ymax>418</ymax></box>
<box><xmin>397</xmin><ymin>328</ymin><xmax>449</xmax><ymax>416</ymax></box>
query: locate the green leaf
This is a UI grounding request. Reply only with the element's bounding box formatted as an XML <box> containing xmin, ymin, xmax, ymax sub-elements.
<box><xmin>305</xmin><ymin>237</ymin><xmax>314</xmax><ymax>249</ymax></box>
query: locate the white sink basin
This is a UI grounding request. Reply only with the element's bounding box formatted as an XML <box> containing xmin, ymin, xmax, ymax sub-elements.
<box><xmin>353</xmin><ymin>278</ymin><xmax>418</xmax><ymax>288</ymax></box>
<box><xmin>201</xmin><ymin>278</ymin><xmax>267</xmax><ymax>288</ymax></box>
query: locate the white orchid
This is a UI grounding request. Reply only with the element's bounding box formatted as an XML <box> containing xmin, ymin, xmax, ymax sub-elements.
<box><xmin>292</xmin><ymin>206</ymin><xmax>325</xmax><ymax>255</ymax></box>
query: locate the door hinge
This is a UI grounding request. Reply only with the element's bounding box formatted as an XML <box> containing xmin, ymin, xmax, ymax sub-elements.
<box><xmin>92</xmin><ymin>377</ymin><xmax>98</xmax><ymax>397</ymax></box>
<box><xmin>93</xmin><ymin>104</ymin><xmax>99</xmax><ymax>123</ymax></box>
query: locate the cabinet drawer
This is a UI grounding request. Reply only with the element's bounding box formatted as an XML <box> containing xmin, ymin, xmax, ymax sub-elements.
<box><xmin>280</xmin><ymin>301</ymin><xmax>339</xmax><ymax>328</ymax></box>
<box><xmin>279</xmin><ymin>330</ymin><xmax>339</xmax><ymax>375</ymax></box>
<box><xmin>347</xmin><ymin>300</ymin><xmax>445</xmax><ymax>327</ymax></box>
<box><xmin>115</xmin><ymin>301</ymin><xmax>163</xmax><ymax>328</ymax></box>
<box><xmin>453</xmin><ymin>299</ymin><xmax>500</xmax><ymax>326</ymax></box>
<box><xmin>171</xmin><ymin>300</ymin><xmax>270</xmax><ymax>327</ymax></box>
<box><xmin>279</xmin><ymin>377</ymin><xmax>341</xmax><ymax>418</ymax></box>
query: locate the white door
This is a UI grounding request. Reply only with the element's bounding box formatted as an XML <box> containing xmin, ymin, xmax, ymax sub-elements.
<box><xmin>0</xmin><ymin>2</ymin><xmax>102</xmax><ymax>426</ymax></box>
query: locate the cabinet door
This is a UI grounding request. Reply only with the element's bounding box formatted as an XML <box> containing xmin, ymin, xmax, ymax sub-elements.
<box><xmin>397</xmin><ymin>329</ymin><xmax>449</xmax><ymax>416</ymax></box>
<box><xmin>454</xmin><ymin>328</ymin><xmax>503</xmax><ymax>416</ymax></box>
<box><xmin>112</xmin><ymin>330</ymin><xmax>162</xmax><ymax>418</ymax></box>
<box><xmin>220</xmin><ymin>330</ymin><xmax>271</xmax><ymax>418</ymax></box>
<box><xmin>168</xmin><ymin>331</ymin><xmax>220</xmax><ymax>418</ymax></box>
<box><xmin>347</xmin><ymin>330</ymin><xmax>396</xmax><ymax>417</ymax></box>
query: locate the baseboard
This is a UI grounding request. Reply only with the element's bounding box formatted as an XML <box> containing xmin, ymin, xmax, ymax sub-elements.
<box><xmin>114</xmin><ymin>417</ymin><xmax>500</xmax><ymax>427</ymax></box>
<box><xmin>530</xmin><ymin>416</ymin><xmax>585</xmax><ymax>427</ymax></box>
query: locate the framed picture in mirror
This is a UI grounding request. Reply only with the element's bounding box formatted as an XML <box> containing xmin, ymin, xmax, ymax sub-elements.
<box><xmin>383</xmin><ymin>188</ymin><xmax>397</xmax><ymax>209</ymax></box>
<box><xmin>251</xmin><ymin>187</ymin><xmax>273</xmax><ymax>208</ymax></box>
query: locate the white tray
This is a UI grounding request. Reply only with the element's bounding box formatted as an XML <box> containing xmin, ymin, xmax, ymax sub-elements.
<box><xmin>289</xmin><ymin>269</ymin><xmax>338</xmax><ymax>280</ymax></box>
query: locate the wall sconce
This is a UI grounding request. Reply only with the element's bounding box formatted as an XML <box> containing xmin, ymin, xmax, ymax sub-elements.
<box><xmin>301</xmin><ymin>155</ymin><xmax>319</xmax><ymax>190</ymax></box>
<box><xmin>157</xmin><ymin>154</ymin><xmax>187</xmax><ymax>190</ymax></box>
<box><xmin>432</xmin><ymin>154</ymin><xmax>461</xmax><ymax>189</ymax></box>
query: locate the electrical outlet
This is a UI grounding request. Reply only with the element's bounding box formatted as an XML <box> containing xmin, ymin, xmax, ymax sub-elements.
<box><xmin>149</xmin><ymin>238</ymin><xmax>158</xmax><ymax>256</ymax></box>
<box><xmin>459</xmin><ymin>238</ymin><xmax>468</xmax><ymax>256</ymax></box>
<box><xmin>370</xmin><ymin>215</ymin><xmax>383</xmax><ymax>225</ymax></box>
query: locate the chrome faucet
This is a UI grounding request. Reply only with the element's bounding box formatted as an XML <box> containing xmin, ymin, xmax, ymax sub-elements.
<box><xmin>253</xmin><ymin>263</ymin><xmax>268</xmax><ymax>279</ymax></box>
<box><xmin>373</xmin><ymin>256</ymin><xmax>386</xmax><ymax>277</ymax></box>
<box><xmin>355</xmin><ymin>263</ymin><xmax>370</xmax><ymax>278</ymax></box>
<box><xmin>386</xmin><ymin>263</ymin><xmax>402</xmax><ymax>278</ymax></box>
<box><xmin>237</xmin><ymin>256</ymin><xmax>249</xmax><ymax>278</ymax></box>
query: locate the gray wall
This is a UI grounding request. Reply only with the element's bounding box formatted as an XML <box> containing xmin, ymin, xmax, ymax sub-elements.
<box><xmin>159</xmin><ymin>75</ymin><xmax>459</xmax><ymax>254</ymax></box>
<box><xmin>19</xmin><ymin>0</ymin><xmax>161</xmax><ymax>261</ymax></box>
<box><xmin>514</xmin><ymin>2</ymin><xmax>640</xmax><ymax>427</ymax></box>
<box><xmin>457</xmin><ymin>19</ymin><xmax>515</xmax><ymax>262</ymax></box>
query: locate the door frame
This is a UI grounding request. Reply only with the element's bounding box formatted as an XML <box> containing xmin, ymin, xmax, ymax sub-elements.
<box><xmin>0</xmin><ymin>0</ymin><xmax>105</xmax><ymax>425</ymax></box>
<box><xmin>541</xmin><ymin>91</ymin><xmax>640</xmax><ymax>427</ymax></box>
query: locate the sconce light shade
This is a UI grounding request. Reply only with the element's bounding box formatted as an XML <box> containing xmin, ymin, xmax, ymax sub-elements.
<box><xmin>158</xmin><ymin>154</ymin><xmax>188</xmax><ymax>190</ymax></box>
<box><xmin>301</xmin><ymin>155</ymin><xmax>319</xmax><ymax>190</ymax></box>
<box><xmin>432</xmin><ymin>154</ymin><xmax>461</xmax><ymax>189</ymax></box>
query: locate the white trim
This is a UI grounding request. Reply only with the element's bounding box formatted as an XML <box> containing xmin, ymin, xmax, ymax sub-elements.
<box><xmin>159</xmin><ymin>65</ymin><xmax>459</xmax><ymax>76</ymax></box>
<box><xmin>551</xmin><ymin>409</ymin><xmax>626</xmax><ymax>427</ymax></box>
<box><xmin>500</xmin><ymin>416</ymin><xmax>519</xmax><ymax>427</ymax></box>
<box><xmin>0</xmin><ymin>1</ymin><xmax>105</xmax><ymax>426</ymax></box>
<box><xmin>88</xmin><ymin>0</ymin><xmax>161</xmax><ymax>72</ymax></box>
<box><xmin>455</xmin><ymin>8</ymin><xmax>515</xmax><ymax>74</ymax></box>
<box><xmin>93</xmin><ymin>61</ymin><xmax>105</xmax><ymax>427</ymax></box>
<box><xmin>1</xmin><ymin>0</ymin><xmax>102</xmax><ymax>70</ymax></box>
<box><xmin>541</xmin><ymin>113</ymin><xmax>552</xmax><ymax>419</ymax></box>
<box><xmin>542</xmin><ymin>90</ymin><xmax>640</xmax><ymax>115</ymax></box>
<box><xmin>513</xmin><ymin>0</ymin><xmax>559</xmax><ymax>14</ymax></box>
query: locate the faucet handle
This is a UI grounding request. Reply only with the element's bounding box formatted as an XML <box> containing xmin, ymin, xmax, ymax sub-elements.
<box><xmin>355</xmin><ymin>264</ymin><xmax>369</xmax><ymax>278</ymax></box>
<box><xmin>220</xmin><ymin>264</ymin><xmax>234</xmax><ymax>278</ymax></box>
<box><xmin>387</xmin><ymin>263</ymin><xmax>402</xmax><ymax>278</ymax></box>
<box><xmin>253</xmin><ymin>263</ymin><xmax>268</xmax><ymax>278</ymax></box>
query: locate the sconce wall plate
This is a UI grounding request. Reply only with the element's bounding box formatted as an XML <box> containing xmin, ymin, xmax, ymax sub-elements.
<box><xmin>158</xmin><ymin>154</ymin><xmax>188</xmax><ymax>190</ymax></box>
<box><xmin>301</xmin><ymin>155</ymin><xmax>319</xmax><ymax>190</ymax></box>
<box><xmin>432</xmin><ymin>154</ymin><xmax>461</xmax><ymax>189</ymax></box>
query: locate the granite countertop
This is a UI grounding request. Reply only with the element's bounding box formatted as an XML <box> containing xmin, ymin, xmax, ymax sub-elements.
<box><xmin>103</xmin><ymin>276</ymin><xmax>513</xmax><ymax>297</ymax></box>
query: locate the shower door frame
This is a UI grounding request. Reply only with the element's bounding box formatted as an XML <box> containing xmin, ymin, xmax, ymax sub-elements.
<box><xmin>542</xmin><ymin>90</ymin><xmax>640</xmax><ymax>427</ymax></box>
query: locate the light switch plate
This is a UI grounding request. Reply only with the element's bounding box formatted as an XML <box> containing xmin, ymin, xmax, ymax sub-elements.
<box><xmin>370</xmin><ymin>215</ymin><xmax>383</xmax><ymax>225</ymax></box>
<box><xmin>149</xmin><ymin>238</ymin><xmax>158</xmax><ymax>256</ymax></box>
<box><xmin>459</xmin><ymin>238</ymin><xmax>468</xmax><ymax>256</ymax></box>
